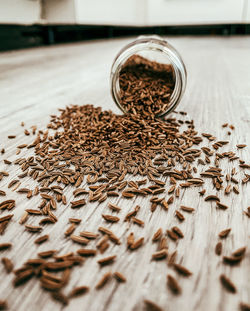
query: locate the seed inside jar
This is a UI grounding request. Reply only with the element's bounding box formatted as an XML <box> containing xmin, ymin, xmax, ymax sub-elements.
<box><xmin>119</xmin><ymin>54</ymin><xmax>175</xmax><ymax>117</ymax></box>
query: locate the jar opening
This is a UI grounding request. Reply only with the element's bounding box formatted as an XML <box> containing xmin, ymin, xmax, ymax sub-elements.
<box><xmin>111</xmin><ymin>37</ymin><xmax>187</xmax><ymax>118</ymax></box>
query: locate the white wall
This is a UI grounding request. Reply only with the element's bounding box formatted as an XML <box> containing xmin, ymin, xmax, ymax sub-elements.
<box><xmin>147</xmin><ymin>0</ymin><xmax>245</xmax><ymax>25</ymax></box>
<box><xmin>43</xmin><ymin>0</ymin><xmax>76</xmax><ymax>24</ymax></box>
<box><xmin>0</xmin><ymin>0</ymin><xmax>248</xmax><ymax>25</ymax></box>
<box><xmin>74</xmin><ymin>0</ymin><xmax>147</xmax><ymax>26</ymax></box>
<box><xmin>243</xmin><ymin>0</ymin><xmax>250</xmax><ymax>22</ymax></box>
<box><xmin>0</xmin><ymin>0</ymin><xmax>41</xmax><ymax>24</ymax></box>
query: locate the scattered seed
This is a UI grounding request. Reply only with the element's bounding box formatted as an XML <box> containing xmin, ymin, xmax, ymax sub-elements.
<box><xmin>97</xmin><ymin>255</ymin><xmax>116</xmax><ymax>266</ymax></box>
<box><xmin>102</xmin><ymin>214</ymin><xmax>120</xmax><ymax>223</ymax></box>
<box><xmin>0</xmin><ymin>243</ymin><xmax>12</xmax><ymax>251</ymax></box>
<box><xmin>172</xmin><ymin>226</ymin><xmax>184</xmax><ymax>238</ymax></box>
<box><xmin>34</xmin><ymin>235</ymin><xmax>49</xmax><ymax>244</ymax></box>
<box><xmin>232</xmin><ymin>247</ymin><xmax>246</xmax><ymax>257</ymax></box>
<box><xmin>96</xmin><ymin>272</ymin><xmax>112</xmax><ymax>289</ymax></box>
<box><xmin>215</xmin><ymin>242</ymin><xmax>222</xmax><ymax>255</ymax></box>
<box><xmin>80</xmin><ymin>231</ymin><xmax>98</xmax><ymax>239</ymax></box>
<box><xmin>64</xmin><ymin>224</ymin><xmax>76</xmax><ymax>237</ymax></box>
<box><xmin>69</xmin><ymin>286</ymin><xmax>89</xmax><ymax>298</ymax></box>
<box><xmin>167</xmin><ymin>230</ymin><xmax>179</xmax><ymax>241</ymax></box>
<box><xmin>144</xmin><ymin>299</ymin><xmax>163</xmax><ymax>311</ymax></box>
<box><xmin>167</xmin><ymin>274</ymin><xmax>181</xmax><ymax>295</ymax></box>
<box><xmin>70</xmin><ymin>235</ymin><xmax>89</xmax><ymax>245</ymax></box>
<box><xmin>223</xmin><ymin>255</ymin><xmax>243</xmax><ymax>265</ymax></box>
<box><xmin>130</xmin><ymin>237</ymin><xmax>144</xmax><ymax>250</ymax></box>
<box><xmin>216</xmin><ymin>202</ymin><xmax>229</xmax><ymax>210</ymax></box>
<box><xmin>51</xmin><ymin>292</ymin><xmax>69</xmax><ymax>306</ymax></box>
<box><xmin>219</xmin><ymin>228</ymin><xmax>231</xmax><ymax>238</ymax></box>
<box><xmin>205</xmin><ymin>195</ymin><xmax>220</xmax><ymax>202</ymax></box>
<box><xmin>1</xmin><ymin>257</ymin><xmax>13</xmax><ymax>273</ymax></box>
<box><xmin>113</xmin><ymin>271</ymin><xmax>126</xmax><ymax>283</ymax></box>
<box><xmin>173</xmin><ymin>263</ymin><xmax>192</xmax><ymax>276</ymax></box>
<box><xmin>180</xmin><ymin>206</ymin><xmax>195</xmax><ymax>213</ymax></box>
<box><xmin>77</xmin><ymin>249</ymin><xmax>97</xmax><ymax>257</ymax></box>
<box><xmin>220</xmin><ymin>274</ymin><xmax>237</xmax><ymax>293</ymax></box>
<box><xmin>152</xmin><ymin>249</ymin><xmax>168</xmax><ymax>260</ymax></box>
<box><xmin>168</xmin><ymin>251</ymin><xmax>177</xmax><ymax>266</ymax></box>
<box><xmin>175</xmin><ymin>211</ymin><xmax>185</xmax><ymax>222</ymax></box>
<box><xmin>152</xmin><ymin>228</ymin><xmax>162</xmax><ymax>242</ymax></box>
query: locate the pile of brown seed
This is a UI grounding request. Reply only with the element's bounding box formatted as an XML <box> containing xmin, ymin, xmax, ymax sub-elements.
<box><xmin>0</xmin><ymin>102</ymin><xmax>249</xmax><ymax>309</ymax></box>
<box><xmin>119</xmin><ymin>55</ymin><xmax>175</xmax><ymax>116</ymax></box>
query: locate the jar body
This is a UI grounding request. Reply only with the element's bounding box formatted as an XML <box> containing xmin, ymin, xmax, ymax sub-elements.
<box><xmin>110</xmin><ymin>36</ymin><xmax>187</xmax><ymax>117</ymax></box>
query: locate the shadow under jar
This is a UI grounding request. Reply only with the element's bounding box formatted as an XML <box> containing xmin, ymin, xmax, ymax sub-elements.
<box><xmin>110</xmin><ymin>36</ymin><xmax>187</xmax><ymax>118</ymax></box>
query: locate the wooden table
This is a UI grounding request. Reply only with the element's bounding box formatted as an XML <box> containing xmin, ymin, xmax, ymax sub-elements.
<box><xmin>0</xmin><ymin>36</ymin><xmax>249</xmax><ymax>311</ymax></box>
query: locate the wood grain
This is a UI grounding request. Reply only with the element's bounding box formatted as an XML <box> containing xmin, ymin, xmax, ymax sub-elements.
<box><xmin>0</xmin><ymin>36</ymin><xmax>249</xmax><ymax>311</ymax></box>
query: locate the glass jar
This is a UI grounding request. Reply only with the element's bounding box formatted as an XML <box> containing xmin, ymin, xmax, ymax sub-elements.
<box><xmin>110</xmin><ymin>35</ymin><xmax>187</xmax><ymax>118</ymax></box>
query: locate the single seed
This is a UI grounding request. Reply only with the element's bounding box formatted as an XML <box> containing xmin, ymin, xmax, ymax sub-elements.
<box><xmin>152</xmin><ymin>228</ymin><xmax>162</xmax><ymax>242</ymax></box>
<box><xmin>77</xmin><ymin>249</ymin><xmax>97</xmax><ymax>257</ymax></box>
<box><xmin>70</xmin><ymin>199</ymin><xmax>86</xmax><ymax>208</ymax></box>
<box><xmin>159</xmin><ymin>237</ymin><xmax>168</xmax><ymax>250</ymax></box>
<box><xmin>69</xmin><ymin>218</ymin><xmax>81</xmax><ymax>224</ymax></box>
<box><xmin>215</xmin><ymin>242</ymin><xmax>222</xmax><ymax>255</ymax></box>
<box><xmin>168</xmin><ymin>251</ymin><xmax>177</xmax><ymax>266</ymax></box>
<box><xmin>0</xmin><ymin>243</ymin><xmax>12</xmax><ymax>251</ymax></box>
<box><xmin>175</xmin><ymin>210</ymin><xmax>185</xmax><ymax>222</ymax></box>
<box><xmin>34</xmin><ymin>234</ymin><xmax>49</xmax><ymax>244</ymax></box>
<box><xmin>152</xmin><ymin>249</ymin><xmax>168</xmax><ymax>260</ymax></box>
<box><xmin>97</xmin><ymin>255</ymin><xmax>116</xmax><ymax>266</ymax></box>
<box><xmin>130</xmin><ymin>237</ymin><xmax>144</xmax><ymax>250</ymax></box>
<box><xmin>144</xmin><ymin>300</ymin><xmax>163</xmax><ymax>311</ymax></box>
<box><xmin>108</xmin><ymin>202</ymin><xmax>121</xmax><ymax>212</ymax></box>
<box><xmin>180</xmin><ymin>206</ymin><xmax>194</xmax><ymax>213</ymax></box>
<box><xmin>219</xmin><ymin>228</ymin><xmax>231</xmax><ymax>238</ymax></box>
<box><xmin>167</xmin><ymin>230</ymin><xmax>179</xmax><ymax>241</ymax></box>
<box><xmin>131</xmin><ymin>217</ymin><xmax>144</xmax><ymax>226</ymax></box>
<box><xmin>237</xmin><ymin>144</ymin><xmax>246</xmax><ymax>149</ymax></box>
<box><xmin>232</xmin><ymin>247</ymin><xmax>246</xmax><ymax>257</ymax></box>
<box><xmin>69</xmin><ymin>286</ymin><xmax>89</xmax><ymax>298</ymax></box>
<box><xmin>172</xmin><ymin>226</ymin><xmax>184</xmax><ymax>238</ymax></box>
<box><xmin>127</xmin><ymin>232</ymin><xmax>134</xmax><ymax>248</ymax></box>
<box><xmin>51</xmin><ymin>292</ymin><xmax>69</xmax><ymax>306</ymax></box>
<box><xmin>173</xmin><ymin>263</ymin><xmax>192</xmax><ymax>276</ymax></box>
<box><xmin>113</xmin><ymin>271</ymin><xmax>126</xmax><ymax>283</ymax></box>
<box><xmin>220</xmin><ymin>274</ymin><xmax>237</xmax><ymax>293</ymax></box>
<box><xmin>167</xmin><ymin>274</ymin><xmax>181</xmax><ymax>295</ymax></box>
<box><xmin>96</xmin><ymin>272</ymin><xmax>112</xmax><ymax>289</ymax></box>
<box><xmin>38</xmin><ymin>250</ymin><xmax>57</xmax><ymax>258</ymax></box>
<box><xmin>216</xmin><ymin>202</ymin><xmax>229</xmax><ymax>210</ymax></box>
<box><xmin>205</xmin><ymin>195</ymin><xmax>220</xmax><ymax>202</ymax></box>
<box><xmin>70</xmin><ymin>235</ymin><xmax>89</xmax><ymax>245</ymax></box>
<box><xmin>102</xmin><ymin>214</ymin><xmax>120</xmax><ymax>223</ymax></box>
<box><xmin>233</xmin><ymin>186</ymin><xmax>239</xmax><ymax>194</ymax></box>
<box><xmin>64</xmin><ymin>224</ymin><xmax>76</xmax><ymax>237</ymax></box>
<box><xmin>1</xmin><ymin>257</ymin><xmax>13</xmax><ymax>273</ymax></box>
<box><xmin>223</xmin><ymin>255</ymin><xmax>243</xmax><ymax>265</ymax></box>
<box><xmin>0</xmin><ymin>214</ymin><xmax>13</xmax><ymax>223</ymax></box>
<box><xmin>0</xmin><ymin>190</ymin><xmax>6</xmax><ymax>196</ymax></box>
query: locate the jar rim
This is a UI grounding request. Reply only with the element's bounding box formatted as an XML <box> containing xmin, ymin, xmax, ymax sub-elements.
<box><xmin>110</xmin><ymin>36</ymin><xmax>187</xmax><ymax>118</ymax></box>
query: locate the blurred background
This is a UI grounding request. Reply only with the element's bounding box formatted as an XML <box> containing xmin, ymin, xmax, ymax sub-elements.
<box><xmin>0</xmin><ymin>0</ymin><xmax>249</xmax><ymax>51</ymax></box>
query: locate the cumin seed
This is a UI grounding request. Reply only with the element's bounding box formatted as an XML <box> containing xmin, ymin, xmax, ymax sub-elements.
<box><xmin>113</xmin><ymin>271</ymin><xmax>126</xmax><ymax>283</ymax></box>
<box><xmin>167</xmin><ymin>274</ymin><xmax>181</xmax><ymax>294</ymax></box>
<box><xmin>220</xmin><ymin>274</ymin><xmax>237</xmax><ymax>293</ymax></box>
<box><xmin>219</xmin><ymin>228</ymin><xmax>231</xmax><ymax>238</ymax></box>
<box><xmin>215</xmin><ymin>242</ymin><xmax>222</xmax><ymax>255</ymax></box>
<box><xmin>96</xmin><ymin>271</ymin><xmax>112</xmax><ymax>289</ymax></box>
